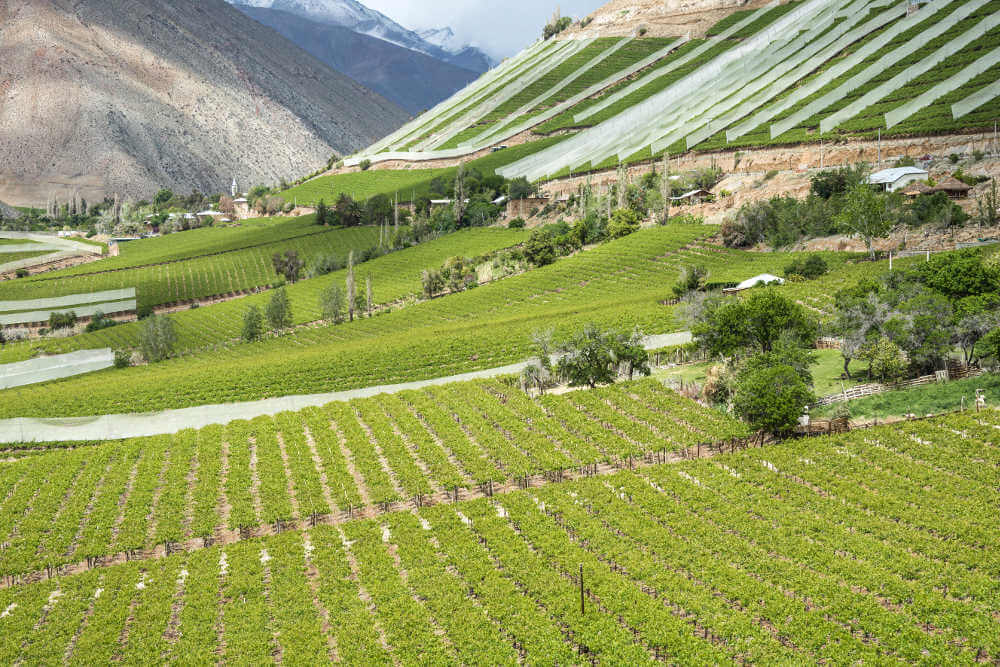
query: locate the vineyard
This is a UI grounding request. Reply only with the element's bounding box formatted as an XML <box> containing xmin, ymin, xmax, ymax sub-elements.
<box><xmin>0</xmin><ymin>224</ymin><xmax>903</xmax><ymax>418</ymax></box>
<box><xmin>344</xmin><ymin>0</ymin><xmax>1000</xmax><ymax>180</ymax></box>
<box><xmin>0</xmin><ymin>224</ymin><xmax>381</xmax><ymax>310</ymax></box>
<box><xmin>1</xmin><ymin>402</ymin><xmax>997</xmax><ymax>663</ymax></box>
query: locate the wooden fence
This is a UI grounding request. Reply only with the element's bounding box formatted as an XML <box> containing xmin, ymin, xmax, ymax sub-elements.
<box><xmin>813</xmin><ymin>365</ymin><xmax>985</xmax><ymax>407</ymax></box>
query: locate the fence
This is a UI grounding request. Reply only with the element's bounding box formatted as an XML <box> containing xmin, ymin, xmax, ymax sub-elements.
<box><xmin>813</xmin><ymin>364</ymin><xmax>985</xmax><ymax>407</ymax></box>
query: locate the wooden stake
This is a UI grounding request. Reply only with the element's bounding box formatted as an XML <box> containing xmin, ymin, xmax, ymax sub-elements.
<box><xmin>580</xmin><ymin>563</ymin><xmax>585</xmax><ymax>615</ymax></box>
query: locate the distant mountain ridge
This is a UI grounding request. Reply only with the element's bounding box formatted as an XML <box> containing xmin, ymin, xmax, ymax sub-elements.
<box><xmin>228</xmin><ymin>0</ymin><xmax>495</xmax><ymax>73</ymax></box>
<box><xmin>0</xmin><ymin>0</ymin><xmax>407</xmax><ymax>205</ymax></box>
<box><xmin>236</xmin><ymin>6</ymin><xmax>478</xmax><ymax>113</ymax></box>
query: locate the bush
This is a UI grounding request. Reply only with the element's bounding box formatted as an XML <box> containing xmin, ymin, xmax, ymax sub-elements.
<box><xmin>784</xmin><ymin>255</ymin><xmax>828</xmax><ymax>280</ymax></box>
<box><xmin>320</xmin><ymin>284</ymin><xmax>346</xmax><ymax>324</ymax></box>
<box><xmin>861</xmin><ymin>337</ymin><xmax>907</xmax><ymax>383</ymax></box>
<box><xmin>523</xmin><ymin>230</ymin><xmax>558</xmax><ymax>267</ymax></box>
<box><xmin>15</xmin><ymin>268</ymin><xmax>28</xmax><ymax>278</ymax></box>
<box><xmin>137</xmin><ymin>304</ymin><xmax>154</xmax><ymax>320</ymax></box>
<box><xmin>113</xmin><ymin>349</ymin><xmax>132</xmax><ymax>369</ymax></box>
<box><xmin>309</xmin><ymin>253</ymin><xmax>343</xmax><ymax>278</ymax></box>
<box><xmin>508</xmin><ymin>217</ymin><xmax>526</xmax><ymax>229</ymax></box>
<box><xmin>139</xmin><ymin>314</ymin><xmax>177</xmax><ymax>363</ymax></box>
<box><xmin>607</xmin><ymin>208</ymin><xmax>640</xmax><ymax>239</ymax></box>
<box><xmin>359</xmin><ymin>159</ymin><xmax>372</xmax><ymax>171</ymax></box>
<box><xmin>85</xmin><ymin>311</ymin><xmax>117</xmax><ymax>333</ymax></box>
<box><xmin>949</xmin><ymin>153</ymin><xmax>960</xmax><ymax>164</ymax></box>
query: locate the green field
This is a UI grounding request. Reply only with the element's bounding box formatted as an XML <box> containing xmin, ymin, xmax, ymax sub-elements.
<box><xmin>0</xmin><ymin>225</ymin><xmax>899</xmax><ymax>419</ymax></box>
<box><xmin>0</xmin><ymin>250</ymin><xmax>50</xmax><ymax>266</ymax></box>
<box><xmin>1</xmin><ymin>400</ymin><xmax>997</xmax><ymax>664</ymax></box>
<box><xmin>0</xmin><ymin>222</ymin><xmax>381</xmax><ymax>309</ymax></box>
<box><xmin>0</xmin><ymin>228</ymin><xmax>527</xmax><ymax>363</ymax></box>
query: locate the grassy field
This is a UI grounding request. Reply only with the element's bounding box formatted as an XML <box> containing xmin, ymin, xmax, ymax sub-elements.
<box><xmin>0</xmin><ymin>404</ymin><xmax>997</xmax><ymax>663</ymax></box>
<box><xmin>815</xmin><ymin>372</ymin><xmax>1000</xmax><ymax>419</ymax></box>
<box><xmin>0</xmin><ymin>250</ymin><xmax>51</xmax><ymax>266</ymax></box>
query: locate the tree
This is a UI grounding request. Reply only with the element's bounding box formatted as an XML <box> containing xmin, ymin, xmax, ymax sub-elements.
<box><xmin>508</xmin><ymin>177</ymin><xmax>535</xmax><ymax>200</ymax></box>
<box><xmin>320</xmin><ymin>285</ymin><xmax>346</xmax><ymax>324</ymax></box>
<box><xmin>672</xmin><ymin>265</ymin><xmax>708</xmax><ymax>299</ymax></box>
<box><xmin>916</xmin><ymin>249</ymin><xmax>1000</xmax><ymax>301</ymax></box>
<box><xmin>976</xmin><ymin>178</ymin><xmax>998</xmax><ymax>227</ymax></box>
<box><xmin>346</xmin><ymin>250</ymin><xmax>356</xmax><ymax>322</ymax></box>
<box><xmin>153</xmin><ymin>189</ymin><xmax>173</xmax><ymax>211</ymax></box>
<box><xmin>366</xmin><ymin>275</ymin><xmax>374</xmax><ymax>317</ymax></box>
<box><xmin>139</xmin><ymin>314</ymin><xmax>177</xmax><ymax>362</ymax></box>
<box><xmin>733</xmin><ymin>365</ymin><xmax>814</xmax><ymax>434</ymax></box>
<box><xmin>272</xmin><ymin>251</ymin><xmax>304</xmax><ymax>283</ymax></box>
<box><xmin>981</xmin><ymin>327</ymin><xmax>1000</xmax><ymax>366</ymax></box>
<box><xmin>242</xmin><ymin>305</ymin><xmax>264</xmax><ymax>342</ymax></box>
<box><xmin>556</xmin><ymin>325</ymin><xmax>616</xmax><ymax>389</ymax></box>
<box><xmin>454</xmin><ymin>164</ymin><xmax>467</xmax><ymax>226</ymax></box>
<box><xmin>835</xmin><ymin>183</ymin><xmax>894</xmax><ymax>259</ymax></box>
<box><xmin>610</xmin><ymin>329</ymin><xmax>651</xmax><ymax>381</ymax></box>
<box><xmin>315</xmin><ymin>199</ymin><xmax>329</xmax><ymax>226</ymax></box>
<box><xmin>888</xmin><ymin>290</ymin><xmax>953</xmax><ymax>374</ymax></box>
<box><xmin>784</xmin><ymin>255</ymin><xmax>828</xmax><ymax>280</ymax></box>
<box><xmin>607</xmin><ymin>208</ymin><xmax>641</xmax><ymax>239</ymax></box>
<box><xmin>860</xmin><ymin>337</ymin><xmax>906</xmax><ymax>382</ymax></box>
<box><xmin>693</xmin><ymin>289</ymin><xmax>818</xmax><ymax>358</ymax></box>
<box><xmin>266</xmin><ymin>287</ymin><xmax>292</xmax><ymax>331</ymax></box>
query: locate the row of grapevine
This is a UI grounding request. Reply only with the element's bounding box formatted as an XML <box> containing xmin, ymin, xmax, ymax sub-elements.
<box><xmin>1</xmin><ymin>410</ymin><xmax>998</xmax><ymax>663</ymax></box>
<box><xmin>0</xmin><ymin>379</ymin><xmax>743</xmax><ymax>576</ymax></box>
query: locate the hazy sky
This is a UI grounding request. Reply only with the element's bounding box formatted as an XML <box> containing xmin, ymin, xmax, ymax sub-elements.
<box><xmin>363</xmin><ymin>0</ymin><xmax>606</xmax><ymax>60</ymax></box>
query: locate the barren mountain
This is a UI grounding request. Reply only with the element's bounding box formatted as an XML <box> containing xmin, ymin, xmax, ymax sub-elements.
<box><xmin>0</xmin><ymin>0</ymin><xmax>408</xmax><ymax>206</ymax></box>
<box><xmin>0</xmin><ymin>200</ymin><xmax>21</xmax><ymax>220</ymax></box>
<box><xmin>236</xmin><ymin>6</ymin><xmax>478</xmax><ymax>113</ymax></box>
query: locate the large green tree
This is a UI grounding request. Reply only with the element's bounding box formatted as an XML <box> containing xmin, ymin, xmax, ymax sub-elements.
<box><xmin>835</xmin><ymin>183</ymin><xmax>894</xmax><ymax>259</ymax></box>
<box><xmin>693</xmin><ymin>289</ymin><xmax>818</xmax><ymax>357</ymax></box>
<box><xmin>733</xmin><ymin>365</ymin><xmax>814</xmax><ymax>434</ymax></box>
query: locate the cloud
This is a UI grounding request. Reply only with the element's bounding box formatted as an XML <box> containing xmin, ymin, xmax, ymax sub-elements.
<box><xmin>364</xmin><ymin>0</ymin><xmax>606</xmax><ymax>60</ymax></box>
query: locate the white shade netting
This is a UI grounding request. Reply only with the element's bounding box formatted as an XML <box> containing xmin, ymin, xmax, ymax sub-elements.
<box><xmin>0</xmin><ymin>300</ymin><xmax>137</xmax><ymax>326</ymax></box>
<box><xmin>0</xmin><ymin>349</ymin><xmax>114</xmax><ymax>390</ymax></box>
<box><xmin>952</xmin><ymin>78</ymin><xmax>1000</xmax><ymax>118</ymax></box>
<box><xmin>0</xmin><ymin>288</ymin><xmax>136</xmax><ymax>313</ymax></box>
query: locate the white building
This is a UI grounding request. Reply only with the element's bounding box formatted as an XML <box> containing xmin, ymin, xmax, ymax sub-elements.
<box><xmin>868</xmin><ymin>167</ymin><xmax>929</xmax><ymax>193</ymax></box>
<box><xmin>725</xmin><ymin>273</ymin><xmax>786</xmax><ymax>294</ymax></box>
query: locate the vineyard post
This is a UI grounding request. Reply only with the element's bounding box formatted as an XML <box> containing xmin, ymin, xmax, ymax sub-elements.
<box><xmin>580</xmin><ymin>563</ymin><xmax>585</xmax><ymax>615</ymax></box>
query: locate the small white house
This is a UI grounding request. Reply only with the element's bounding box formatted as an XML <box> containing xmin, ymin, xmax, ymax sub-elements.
<box><xmin>868</xmin><ymin>167</ymin><xmax>929</xmax><ymax>193</ymax></box>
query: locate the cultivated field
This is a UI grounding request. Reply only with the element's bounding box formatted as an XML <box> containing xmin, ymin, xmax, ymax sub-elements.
<box><xmin>1</xmin><ymin>406</ymin><xmax>997</xmax><ymax>663</ymax></box>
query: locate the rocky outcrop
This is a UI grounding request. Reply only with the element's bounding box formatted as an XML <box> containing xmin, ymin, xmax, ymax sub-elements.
<box><xmin>0</xmin><ymin>200</ymin><xmax>22</xmax><ymax>219</ymax></box>
<box><xmin>0</xmin><ymin>0</ymin><xmax>408</xmax><ymax>205</ymax></box>
<box><xmin>561</xmin><ymin>0</ymin><xmax>778</xmax><ymax>39</ymax></box>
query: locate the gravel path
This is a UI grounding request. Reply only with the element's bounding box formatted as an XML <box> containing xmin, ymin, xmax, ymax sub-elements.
<box><xmin>0</xmin><ymin>333</ymin><xmax>692</xmax><ymax>444</ymax></box>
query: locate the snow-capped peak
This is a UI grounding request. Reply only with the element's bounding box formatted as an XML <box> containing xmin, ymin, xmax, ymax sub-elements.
<box><xmin>227</xmin><ymin>0</ymin><xmax>494</xmax><ymax>72</ymax></box>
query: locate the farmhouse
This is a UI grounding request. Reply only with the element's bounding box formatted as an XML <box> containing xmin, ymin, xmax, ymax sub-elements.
<box><xmin>868</xmin><ymin>167</ymin><xmax>929</xmax><ymax>192</ymax></box>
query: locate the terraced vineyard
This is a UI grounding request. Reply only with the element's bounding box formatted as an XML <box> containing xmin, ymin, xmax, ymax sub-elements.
<box><xmin>2</xmin><ymin>402</ymin><xmax>997</xmax><ymax>664</ymax></box>
<box><xmin>345</xmin><ymin>0</ymin><xmax>1000</xmax><ymax>181</ymax></box>
<box><xmin>0</xmin><ymin>223</ymin><xmax>381</xmax><ymax>310</ymax></box>
<box><xmin>0</xmin><ymin>225</ymin><xmax>898</xmax><ymax>418</ymax></box>
<box><xmin>0</xmin><ymin>228</ymin><xmax>527</xmax><ymax>363</ymax></box>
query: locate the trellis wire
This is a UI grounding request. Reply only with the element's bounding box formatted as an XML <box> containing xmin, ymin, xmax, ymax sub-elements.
<box><xmin>820</xmin><ymin>10</ymin><xmax>1000</xmax><ymax>133</ymax></box>
<box><xmin>886</xmin><ymin>44</ymin><xmax>1000</xmax><ymax>128</ymax></box>
<box><xmin>768</xmin><ymin>0</ymin><xmax>964</xmax><ymax>138</ymax></box>
<box><xmin>0</xmin><ymin>288</ymin><xmax>137</xmax><ymax>314</ymax></box>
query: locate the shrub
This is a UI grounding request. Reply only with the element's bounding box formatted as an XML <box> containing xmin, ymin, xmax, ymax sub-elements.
<box><xmin>784</xmin><ymin>255</ymin><xmax>828</xmax><ymax>280</ymax></box>
<box><xmin>607</xmin><ymin>208</ymin><xmax>641</xmax><ymax>239</ymax></box>
<box><xmin>85</xmin><ymin>311</ymin><xmax>117</xmax><ymax>333</ymax></box>
<box><xmin>15</xmin><ymin>268</ymin><xmax>28</xmax><ymax>278</ymax></box>
<box><xmin>359</xmin><ymin>159</ymin><xmax>372</xmax><ymax>171</ymax></box>
<box><xmin>523</xmin><ymin>230</ymin><xmax>558</xmax><ymax>267</ymax></box>
<box><xmin>949</xmin><ymin>153</ymin><xmax>960</xmax><ymax>164</ymax></box>
<box><xmin>137</xmin><ymin>304</ymin><xmax>154</xmax><ymax>320</ymax></box>
<box><xmin>508</xmin><ymin>217</ymin><xmax>526</xmax><ymax>229</ymax></box>
<box><xmin>320</xmin><ymin>284</ymin><xmax>346</xmax><ymax>324</ymax></box>
<box><xmin>309</xmin><ymin>253</ymin><xmax>344</xmax><ymax>278</ymax></box>
<box><xmin>861</xmin><ymin>337</ymin><xmax>907</xmax><ymax>383</ymax></box>
<box><xmin>113</xmin><ymin>349</ymin><xmax>132</xmax><ymax>369</ymax></box>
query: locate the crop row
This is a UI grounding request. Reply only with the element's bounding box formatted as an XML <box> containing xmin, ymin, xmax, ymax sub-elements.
<box><xmin>2</xmin><ymin>411</ymin><xmax>997</xmax><ymax>664</ymax></box>
<box><xmin>0</xmin><ymin>378</ymin><xmax>743</xmax><ymax>575</ymax></box>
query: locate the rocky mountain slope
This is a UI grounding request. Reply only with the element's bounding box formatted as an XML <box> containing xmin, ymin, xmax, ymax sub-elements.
<box><xmin>0</xmin><ymin>0</ymin><xmax>408</xmax><ymax>206</ymax></box>
<box><xmin>229</xmin><ymin>0</ymin><xmax>494</xmax><ymax>72</ymax></box>
<box><xmin>0</xmin><ymin>200</ymin><xmax>22</xmax><ymax>220</ymax></box>
<box><xmin>237</xmin><ymin>6</ymin><xmax>477</xmax><ymax>113</ymax></box>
